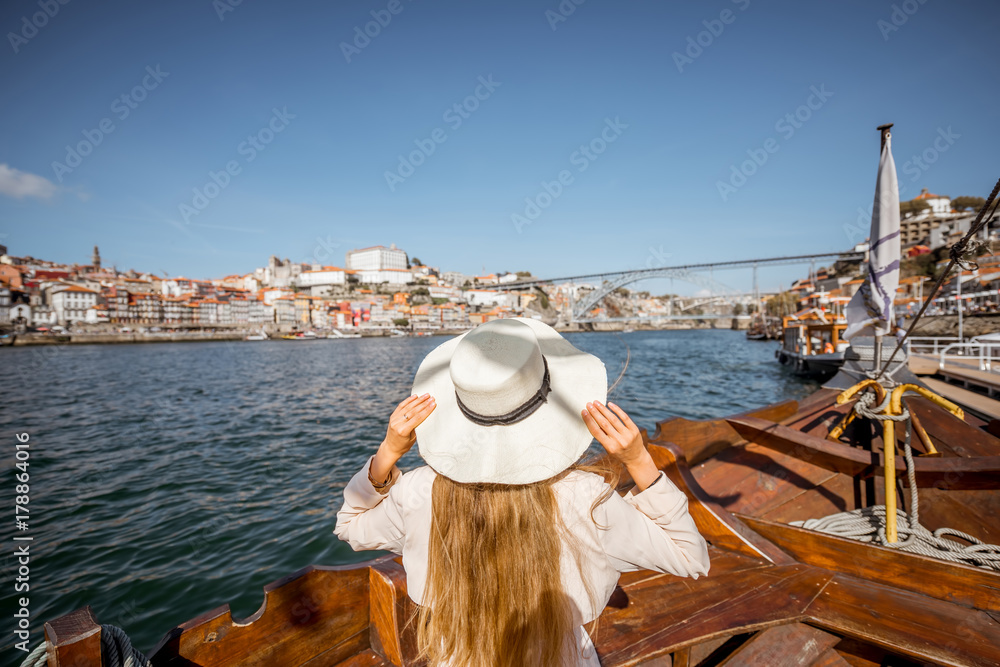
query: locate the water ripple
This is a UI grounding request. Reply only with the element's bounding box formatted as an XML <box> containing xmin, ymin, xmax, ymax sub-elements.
<box><xmin>0</xmin><ymin>331</ymin><xmax>813</xmax><ymax>659</ymax></box>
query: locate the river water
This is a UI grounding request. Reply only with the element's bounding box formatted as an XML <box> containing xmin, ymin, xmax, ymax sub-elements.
<box><xmin>0</xmin><ymin>329</ymin><xmax>816</xmax><ymax>660</ymax></box>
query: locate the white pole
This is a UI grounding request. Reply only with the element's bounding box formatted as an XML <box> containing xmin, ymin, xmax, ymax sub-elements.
<box><xmin>957</xmin><ymin>272</ymin><xmax>963</xmax><ymax>342</ymax></box>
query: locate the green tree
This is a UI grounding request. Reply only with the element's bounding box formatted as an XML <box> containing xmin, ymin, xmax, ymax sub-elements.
<box><xmin>732</xmin><ymin>303</ymin><xmax>744</xmax><ymax>316</ymax></box>
<box><xmin>899</xmin><ymin>199</ymin><xmax>930</xmax><ymax>219</ymax></box>
<box><xmin>766</xmin><ymin>292</ymin><xmax>798</xmax><ymax>316</ymax></box>
<box><xmin>393</xmin><ymin>318</ymin><xmax>410</xmax><ymax>327</ymax></box>
<box><xmin>516</xmin><ymin>270</ymin><xmax>532</xmax><ymax>277</ymax></box>
<box><xmin>952</xmin><ymin>196</ymin><xmax>986</xmax><ymax>213</ymax></box>
<box><xmin>411</xmin><ymin>257</ymin><xmax>423</xmax><ymax>266</ymax></box>
<box><xmin>412</xmin><ymin>287</ymin><xmax>430</xmax><ymax>296</ymax></box>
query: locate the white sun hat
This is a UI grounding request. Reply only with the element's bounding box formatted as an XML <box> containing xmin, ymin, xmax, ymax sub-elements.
<box><xmin>411</xmin><ymin>317</ymin><xmax>607</xmax><ymax>484</ymax></box>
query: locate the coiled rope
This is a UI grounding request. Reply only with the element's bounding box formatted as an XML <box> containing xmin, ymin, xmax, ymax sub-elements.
<box><xmin>795</xmin><ymin>394</ymin><xmax>1000</xmax><ymax>570</ymax></box>
<box><xmin>19</xmin><ymin>624</ymin><xmax>152</xmax><ymax>667</ymax></box>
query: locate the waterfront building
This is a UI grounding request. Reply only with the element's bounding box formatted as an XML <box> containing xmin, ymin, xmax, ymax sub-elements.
<box><xmin>440</xmin><ymin>271</ymin><xmax>471</xmax><ymax>287</ymax></box>
<box><xmin>51</xmin><ymin>284</ymin><xmax>99</xmax><ymax>324</ymax></box>
<box><xmin>465</xmin><ymin>289</ymin><xmax>514</xmax><ymax>308</ymax></box>
<box><xmin>163</xmin><ymin>296</ymin><xmax>189</xmax><ymax>324</ymax></box>
<box><xmin>345</xmin><ymin>244</ymin><xmax>407</xmax><ymax>272</ymax></box>
<box><xmin>0</xmin><ymin>264</ymin><xmax>23</xmax><ymax>290</ymax></box>
<box><xmin>900</xmin><ymin>215</ymin><xmax>944</xmax><ymax>248</ymax></box>
<box><xmin>86</xmin><ymin>304</ymin><xmax>109</xmax><ymax>324</ymax></box>
<box><xmin>259</xmin><ymin>256</ymin><xmax>306</xmax><ymax>288</ymax></box>
<box><xmin>229</xmin><ymin>296</ymin><xmax>250</xmax><ymax>324</ymax></box>
<box><xmin>355</xmin><ymin>267</ymin><xmax>412</xmax><ymax>285</ymax></box>
<box><xmin>298</xmin><ymin>267</ymin><xmax>346</xmax><ymax>287</ymax></box>
<box><xmin>0</xmin><ymin>287</ymin><xmax>9</xmax><ymax>323</ymax></box>
<box><xmin>134</xmin><ymin>293</ymin><xmax>163</xmax><ymax>324</ymax></box>
<box><xmin>298</xmin><ymin>267</ymin><xmax>347</xmax><ymax>296</ymax></box>
<box><xmin>429</xmin><ymin>285</ymin><xmax>462</xmax><ymax>301</ymax></box>
<box><xmin>274</xmin><ymin>295</ymin><xmax>296</xmax><ymax>323</ymax></box>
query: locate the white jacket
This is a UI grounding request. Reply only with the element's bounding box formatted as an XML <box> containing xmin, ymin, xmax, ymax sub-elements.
<box><xmin>335</xmin><ymin>457</ymin><xmax>710</xmax><ymax>665</ymax></box>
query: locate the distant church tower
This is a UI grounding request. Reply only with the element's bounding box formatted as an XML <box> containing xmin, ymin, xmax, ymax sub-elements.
<box><xmin>92</xmin><ymin>245</ymin><xmax>101</xmax><ymax>269</ymax></box>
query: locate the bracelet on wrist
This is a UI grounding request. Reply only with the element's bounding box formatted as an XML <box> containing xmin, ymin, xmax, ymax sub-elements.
<box><xmin>368</xmin><ymin>463</ymin><xmax>392</xmax><ymax>490</ymax></box>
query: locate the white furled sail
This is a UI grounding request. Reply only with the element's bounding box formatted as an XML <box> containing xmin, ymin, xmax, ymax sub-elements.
<box><xmin>844</xmin><ymin>133</ymin><xmax>901</xmax><ymax>340</ymax></box>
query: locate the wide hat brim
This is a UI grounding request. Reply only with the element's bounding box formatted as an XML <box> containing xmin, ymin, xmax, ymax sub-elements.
<box><xmin>411</xmin><ymin>317</ymin><xmax>607</xmax><ymax>484</ymax></box>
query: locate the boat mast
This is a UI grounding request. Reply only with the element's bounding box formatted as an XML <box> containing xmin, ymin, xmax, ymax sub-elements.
<box><xmin>873</xmin><ymin>123</ymin><xmax>893</xmax><ymax>377</ymax></box>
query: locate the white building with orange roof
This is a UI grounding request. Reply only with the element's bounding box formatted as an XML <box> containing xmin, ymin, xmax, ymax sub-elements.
<box><xmin>242</xmin><ymin>273</ymin><xmax>261</xmax><ymax>292</ymax></box>
<box><xmin>912</xmin><ymin>188</ymin><xmax>951</xmax><ymax>216</ymax></box>
<box><xmin>133</xmin><ymin>292</ymin><xmax>163</xmax><ymax>323</ymax></box>
<box><xmin>51</xmin><ymin>284</ymin><xmax>99</xmax><ymax>324</ymax></box>
<box><xmin>297</xmin><ymin>266</ymin><xmax>347</xmax><ymax>294</ymax></box>
<box><xmin>464</xmin><ymin>289</ymin><xmax>514</xmax><ymax>308</ymax></box>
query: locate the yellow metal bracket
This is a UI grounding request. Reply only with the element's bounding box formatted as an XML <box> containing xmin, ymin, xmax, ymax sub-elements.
<box><xmin>827</xmin><ymin>380</ymin><xmax>965</xmax><ymax>543</ymax></box>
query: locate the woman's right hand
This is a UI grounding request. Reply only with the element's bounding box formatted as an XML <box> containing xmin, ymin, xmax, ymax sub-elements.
<box><xmin>582</xmin><ymin>401</ymin><xmax>660</xmax><ymax>491</ymax></box>
<box><xmin>369</xmin><ymin>394</ymin><xmax>436</xmax><ymax>487</ymax></box>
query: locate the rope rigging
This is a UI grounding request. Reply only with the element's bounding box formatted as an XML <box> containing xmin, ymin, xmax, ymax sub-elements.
<box><xmin>803</xmin><ymin>383</ymin><xmax>1000</xmax><ymax>570</ymax></box>
<box><xmin>874</xmin><ymin>176</ymin><xmax>1000</xmax><ymax>382</ymax></box>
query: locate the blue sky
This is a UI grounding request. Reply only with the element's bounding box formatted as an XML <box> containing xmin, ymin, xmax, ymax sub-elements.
<box><xmin>1</xmin><ymin>0</ymin><xmax>997</xmax><ymax>294</ymax></box>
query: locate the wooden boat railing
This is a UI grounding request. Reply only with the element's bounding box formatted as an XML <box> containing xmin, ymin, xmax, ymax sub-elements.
<box><xmin>38</xmin><ymin>437</ymin><xmax>1000</xmax><ymax>667</ymax></box>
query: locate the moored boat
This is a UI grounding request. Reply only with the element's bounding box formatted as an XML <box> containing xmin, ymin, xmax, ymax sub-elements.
<box><xmin>775</xmin><ymin>308</ymin><xmax>848</xmax><ymax>381</ymax></box>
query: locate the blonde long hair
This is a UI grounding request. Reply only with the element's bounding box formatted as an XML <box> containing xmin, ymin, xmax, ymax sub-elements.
<box><xmin>415</xmin><ymin>460</ymin><xmax>621</xmax><ymax>667</ymax></box>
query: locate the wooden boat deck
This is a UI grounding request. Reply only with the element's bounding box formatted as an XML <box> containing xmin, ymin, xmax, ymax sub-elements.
<box><xmin>39</xmin><ymin>391</ymin><xmax>1000</xmax><ymax>667</ymax></box>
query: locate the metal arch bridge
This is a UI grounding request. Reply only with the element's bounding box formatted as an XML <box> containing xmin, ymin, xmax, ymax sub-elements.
<box><xmin>500</xmin><ymin>251</ymin><xmax>863</xmax><ymax>322</ymax></box>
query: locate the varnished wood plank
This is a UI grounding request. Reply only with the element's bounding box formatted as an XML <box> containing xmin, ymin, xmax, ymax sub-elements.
<box><xmin>758</xmin><ymin>472</ymin><xmax>858</xmax><ymax>524</ymax></box>
<box><xmin>594</xmin><ymin>565</ymin><xmax>831</xmax><ymax>665</ymax></box>
<box><xmin>688</xmin><ymin>634</ymin><xmax>737</xmax><ymax>666</ymax></box>
<box><xmin>332</xmin><ymin>649</ymin><xmax>389</xmax><ymax>667</ymax></box>
<box><xmin>915</xmin><ymin>487</ymin><xmax>1000</xmax><ymax>546</ymax></box>
<box><xmin>367</xmin><ymin>557</ymin><xmax>420</xmax><ymax>666</ymax></box>
<box><xmin>740</xmin><ymin>515</ymin><xmax>1000</xmax><ymax>612</ymax></box>
<box><xmin>692</xmin><ymin>443</ymin><xmax>844</xmax><ymax>518</ymax></box>
<box><xmin>907</xmin><ymin>392</ymin><xmax>1000</xmax><ymax>455</ymax></box>
<box><xmin>44</xmin><ymin>606</ymin><xmax>103</xmax><ymax>667</ymax></box>
<box><xmin>809</xmin><ymin>648</ymin><xmax>853</xmax><ymax>667</ymax></box>
<box><xmin>149</xmin><ymin>563</ymin><xmax>372</xmax><ymax>666</ymax></box>
<box><xmin>717</xmin><ymin>623</ymin><xmax>839</xmax><ymax>667</ymax></box>
<box><xmin>830</xmin><ymin>638</ymin><xmax>895</xmax><ymax>667</ymax></box>
<box><xmin>805</xmin><ymin>575</ymin><xmax>1000</xmax><ymax>667</ymax></box>
<box><xmin>650</xmin><ymin>400</ymin><xmax>800</xmax><ymax>465</ymax></box>
<box><xmin>728</xmin><ymin>416</ymin><xmax>1000</xmax><ymax>490</ymax></box>
<box><xmin>646</xmin><ymin>443</ymin><xmax>794</xmax><ymax>565</ymax></box>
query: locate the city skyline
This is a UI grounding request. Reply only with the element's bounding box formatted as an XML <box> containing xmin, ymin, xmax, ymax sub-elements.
<box><xmin>2</xmin><ymin>0</ymin><xmax>998</xmax><ymax>296</ymax></box>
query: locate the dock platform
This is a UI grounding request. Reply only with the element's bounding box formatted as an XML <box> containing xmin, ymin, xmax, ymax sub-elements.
<box><xmin>909</xmin><ymin>354</ymin><xmax>1000</xmax><ymax>422</ymax></box>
